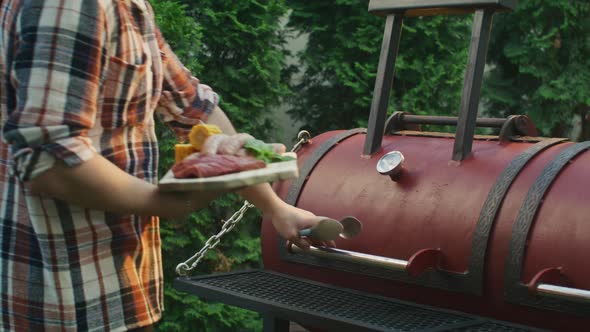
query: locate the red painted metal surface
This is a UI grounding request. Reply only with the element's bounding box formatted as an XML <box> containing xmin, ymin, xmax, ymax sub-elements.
<box><xmin>527</xmin><ymin>268</ymin><xmax>563</xmax><ymax>295</ymax></box>
<box><xmin>262</xmin><ymin>130</ymin><xmax>590</xmax><ymax>331</ymax></box>
<box><xmin>405</xmin><ymin>248</ymin><xmax>442</xmax><ymax>278</ymax></box>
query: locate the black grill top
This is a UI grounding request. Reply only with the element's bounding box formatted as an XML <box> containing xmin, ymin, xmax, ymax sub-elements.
<box><xmin>174</xmin><ymin>270</ymin><xmax>544</xmax><ymax>332</ymax></box>
<box><xmin>368</xmin><ymin>0</ymin><xmax>518</xmax><ymax>16</ymax></box>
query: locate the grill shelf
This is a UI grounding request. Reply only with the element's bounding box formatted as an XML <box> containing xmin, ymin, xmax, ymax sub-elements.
<box><xmin>173</xmin><ymin>270</ymin><xmax>545</xmax><ymax>332</ymax></box>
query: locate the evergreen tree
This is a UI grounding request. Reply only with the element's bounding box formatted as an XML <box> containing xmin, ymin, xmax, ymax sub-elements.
<box><xmin>484</xmin><ymin>0</ymin><xmax>590</xmax><ymax>140</ymax></box>
<box><xmin>149</xmin><ymin>1</ymin><xmax>291</xmax><ymax>330</ymax></box>
<box><xmin>286</xmin><ymin>1</ymin><xmax>471</xmax><ymax>134</ymax></box>
<box><xmin>143</xmin><ymin>1</ymin><xmax>590</xmax><ymax>330</ymax></box>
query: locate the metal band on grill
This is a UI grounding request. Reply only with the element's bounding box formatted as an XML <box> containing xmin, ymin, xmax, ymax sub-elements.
<box><xmin>281</xmin><ymin>135</ymin><xmax>567</xmax><ymax>295</ymax></box>
<box><xmin>505</xmin><ymin>141</ymin><xmax>590</xmax><ymax>316</ymax></box>
<box><xmin>468</xmin><ymin>138</ymin><xmax>566</xmax><ymax>292</ymax></box>
<box><xmin>281</xmin><ymin>128</ymin><xmax>367</xmax><ymax>259</ymax></box>
<box><xmin>280</xmin><ymin>129</ymin><xmax>367</xmax><ymax>276</ymax></box>
<box><xmin>285</xmin><ymin>128</ymin><xmax>367</xmax><ymax>206</ymax></box>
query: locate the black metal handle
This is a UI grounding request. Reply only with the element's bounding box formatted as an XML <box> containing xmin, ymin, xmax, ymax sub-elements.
<box><xmin>289</xmin><ymin>245</ymin><xmax>442</xmax><ymax>278</ymax></box>
<box><xmin>386</xmin><ymin>113</ymin><xmax>506</xmax><ymax>130</ymax></box>
<box><xmin>384</xmin><ymin>112</ymin><xmax>538</xmax><ymax>140</ymax></box>
<box><xmin>363</xmin><ymin>5</ymin><xmax>519</xmax><ymax>160</ymax></box>
<box><xmin>368</xmin><ymin>0</ymin><xmax>518</xmax><ymax>17</ymax></box>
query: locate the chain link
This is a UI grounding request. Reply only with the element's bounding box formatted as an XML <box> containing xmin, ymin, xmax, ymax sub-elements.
<box><xmin>176</xmin><ymin>200</ymin><xmax>254</xmax><ymax>275</ymax></box>
<box><xmin>175</xmin><ymin>130</ymin><xmax>312</xmax><ymax>276</ymax></box>
<box><xmin>291</xmin><ymin>130</ymin><xmax>311</xmax><ymax>153</ymax></box>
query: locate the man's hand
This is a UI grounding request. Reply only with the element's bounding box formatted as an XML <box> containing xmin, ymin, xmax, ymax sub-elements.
<box><xmin>206</xmin><ymin>106</ymin><xmax>335</xmax><ymax>249</ymax></box>
<box><xmin>270</xmin><ymin>203</ymin><xmax>336</xmax><ymax>251</ymax></box>
<box><xmin>25</xmin><ymin>153</ymin><xmax>228</xmax><ymax>219</ymax></box>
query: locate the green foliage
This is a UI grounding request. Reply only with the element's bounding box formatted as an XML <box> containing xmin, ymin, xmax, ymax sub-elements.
<box><xmin>286</xmin><ymin>1</ymin><xmax>471</xmax><ymax>134</ymax></box>
<box><xmin>157</xmin><ymin>123</ymin><xmax>262</xmax><ymax>332</ymax></box>
<box><xmin>484</xmin><ymin>0</ymin><xmax>590</xmax><ymax>139</ymax></box>
<box><xmin>149</xmin><ymin>0</ymin><xmax>291</xmax><ymax>331</ymax></box>
<box><xmin>156</xmin><ymin>122</ymin><xmax>265</xmax><ymax>332</ymax></box>
<box><xmin>149</xmin><ymin>0</ymin><xmax>590</xmax><ymax>330</ymax></box>
<box><xmin>287</xmin><ymin>1</ymin><xmax>590</xmax><ymax>139</ymax></box>
<box><xmin>152</xmin><ymin>0</ymin><xmax>291</xmax><ymax>138</ymax></box>
<box><xmin>244</xmin><ymin>139</ymin><xmax>295</xmax><ymax>163</ymax></box>
<box><xmin>150</xmin><ymin>0</ymin><xmax>203</xmax><ymax>73</ymax></box>
<box><xmin>156</xmin><ymin>194</ymin><xmax>264</xmax><ymax>332</ymax></box>
<box><xmin>178</xmin><ymin>0</ymin><xmax>292</xmax><ymax>137</ymax></box>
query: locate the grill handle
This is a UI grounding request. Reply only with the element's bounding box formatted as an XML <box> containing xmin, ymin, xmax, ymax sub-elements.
<box><xmin>368</xmin><ymin>0</ymin><xmax>517</xmax><ymax>17</ymax></box>
<box><xmin>363</xmin><ymin>2</ymin><xmax>519</xmax><ymax>161</ymax></box>
<box><xmin>289</xmin><ymin>245</ymin><xmax>442</xmax><ymax>278</ymax></box>
<box><xmin>384</xmin><ymin>113</ymin><xmax>538</xmax><ymax>141</ymax></box>
<box><xmin>527</xmin><ymin>267</ymin><xmax>590</xmax><ymax>304</ymax></box>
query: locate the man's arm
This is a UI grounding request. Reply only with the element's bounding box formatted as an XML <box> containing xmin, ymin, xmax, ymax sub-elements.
<box><xmin>6</xmin><ymin>1</ymin><xmax>223</xmax><ymax>220</ymax></box>
<box><xmin>205</xmin><ymin>106</ymin><xmax>284</xmax><ymax>212</ymax></box>
<box><xmin>207</xmin><ymin>106</ymin><xmax>317</xmax><ymax>249</ymax></box>
<box><xmin>25</xmin><ymin>154</ymin><xmax>225</xmax><ymax>219</ymax></box>
<box><xmin>149</xmin><ymin>10</ymin><xmax>324</xmax><ymax>248</ymax></box>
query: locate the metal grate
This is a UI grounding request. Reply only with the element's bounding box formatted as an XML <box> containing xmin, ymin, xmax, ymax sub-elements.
<box><xmin>450</xmin><ymin>322</ymin><xmax>537</xmax><ymax>332</ymax></box>
<box><xmin>174</xmin><ymin>270</ymin><xmax>544</xmax><ymax>332</ymax></box>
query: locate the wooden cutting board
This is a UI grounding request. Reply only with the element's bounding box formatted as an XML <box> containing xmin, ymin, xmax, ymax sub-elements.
<box><xmin>158</xmin><ymin>153</ymin><xmax>299</xmax><ymax>192</ymax></box>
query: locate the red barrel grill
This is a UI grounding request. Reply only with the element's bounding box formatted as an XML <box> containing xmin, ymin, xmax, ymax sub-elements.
<box><xmin>176</xmin><ymin>1</ymin><xmax>590</xmax><ymax>331</ymax></box>
<box><xmin>263</xmin><ymin>131</ymin><xmax>590</xmax><ymax>331</ymax></box>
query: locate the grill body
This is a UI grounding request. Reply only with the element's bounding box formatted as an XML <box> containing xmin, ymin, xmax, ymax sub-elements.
<box><xmin>262</xmin><ymin>130</ymin><xmax>590</xmax><ymax>331</ymax></box>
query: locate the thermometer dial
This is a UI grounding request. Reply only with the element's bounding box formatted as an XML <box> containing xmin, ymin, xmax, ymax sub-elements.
<box><xmin>376</xmin><ymin>151</ymin><xmax>405</xmax><ymax>177</ymax></box>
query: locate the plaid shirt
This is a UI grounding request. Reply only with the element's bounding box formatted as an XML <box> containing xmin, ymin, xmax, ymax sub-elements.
<box><xmin>0</xmin><ymin>0</ymin><xmax>218</xmax><ymax>330</ymax></box>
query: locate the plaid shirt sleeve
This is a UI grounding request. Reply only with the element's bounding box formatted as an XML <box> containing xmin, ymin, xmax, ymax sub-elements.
<box><xmin>2</xmin><ymin>0</ymin><xmax>104</xmax><ymax>181</ymax></box>
<box><xmin>151</xmin><ymin>8</ymin><xmax>219</xmax><ymax>142</ymax></box>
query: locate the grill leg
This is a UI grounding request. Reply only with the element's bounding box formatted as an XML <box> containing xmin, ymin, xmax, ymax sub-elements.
<box><xmin>263</xmin><ymin>313</ymin><xmax>289</xmax><ymax>332</ymax></box>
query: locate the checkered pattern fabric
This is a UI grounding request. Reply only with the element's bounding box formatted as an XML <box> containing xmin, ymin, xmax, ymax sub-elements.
<box><xmin>0</xmin><ymin>0</ymin><xmax>218</xmax><ymax>330</ymax></box>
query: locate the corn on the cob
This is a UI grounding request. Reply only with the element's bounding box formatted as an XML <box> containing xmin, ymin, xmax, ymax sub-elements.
<box><xmin>174</xmin><ymin>144</ymin><xmax>197</xmax><ymax>162</ymax></box>
<box><xmin>189</xmin><ymin>124</ymin><xmax>223</xmax><ymax>151</ymax></box>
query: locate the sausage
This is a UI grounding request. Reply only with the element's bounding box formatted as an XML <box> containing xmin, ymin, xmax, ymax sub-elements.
<box><xmin>218</xmin><ymin>133</ymin><xmax>254</xmax><ymax>155</ymax></box>
<box><xmin>235</xmin><ymin>148</ymin><xmax>250</xmax><ymax>157</ymax></box>
<box><xmin>271</xmin><ymin>143</ymin><xmax>286</xmax><ymax>154</ymax></box>
<box><xmin>201</xmin><ymin>134</ymin><xmax>228</xmax><ymax>155</ymax></box>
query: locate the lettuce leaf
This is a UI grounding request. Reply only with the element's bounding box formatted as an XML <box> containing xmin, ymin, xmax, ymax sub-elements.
<box><xmin>243</xmin><ymin>139</ymin><xmax>295</xmax><ymax>163</ymax></box>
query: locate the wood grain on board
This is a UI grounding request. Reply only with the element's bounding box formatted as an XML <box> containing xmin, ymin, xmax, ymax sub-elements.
<box><xmin>158</xmin><ymin>153</ymin><xmax>298</xmax><ymax>192</ymax></box>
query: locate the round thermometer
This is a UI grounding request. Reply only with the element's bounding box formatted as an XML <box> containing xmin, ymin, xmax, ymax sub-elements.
<box><xmin>376</xmin><ymin>151</ymin><xmax>405</xmax><ymax>178</ymax></box>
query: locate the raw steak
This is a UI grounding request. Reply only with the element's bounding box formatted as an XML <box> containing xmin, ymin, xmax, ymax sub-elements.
<box><xmin>172</xmin><ymin>153</ymin><xmax>266</xmax><ymax>178</ymax></box>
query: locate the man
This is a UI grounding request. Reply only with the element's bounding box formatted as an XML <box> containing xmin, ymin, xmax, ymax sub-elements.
<box><xmin>0</xmin><ymin>0</ymin><xmax>320</xmax><ymax>330</ymax></box>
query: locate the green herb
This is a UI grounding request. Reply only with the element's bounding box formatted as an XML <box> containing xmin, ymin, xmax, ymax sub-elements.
<box><xmin>243</xmin><ymin>139</ymin><xmax>295</xmax><ymax>163</ymax></box>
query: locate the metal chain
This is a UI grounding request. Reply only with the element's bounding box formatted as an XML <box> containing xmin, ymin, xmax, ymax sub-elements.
<box><xmin>175</xmin><ymin>200</ymin><xmax>253</xmax><ymax>275</ymax></box>
<box><xmin>175</xmin><ymin>130</ymin><xmax>312</xmax><ymax>276</ymax></box>
<box><xmin>291</xmin><ymin>130</ymin><xmax>311</xmax><ymax>152</ymax></box>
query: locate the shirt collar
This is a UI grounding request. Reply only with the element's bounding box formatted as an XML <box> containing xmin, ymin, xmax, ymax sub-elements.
<box><xmin>128</xmin><ymin>0</ymin><xmax>147</xmax><ymax>12</ymax></box>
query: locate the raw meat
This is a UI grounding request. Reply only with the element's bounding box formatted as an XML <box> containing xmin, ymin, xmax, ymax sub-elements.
<box><xmin>172</xmin><ymin>153</ymin><xmax>266</xmax><ymax>178</ymax></box>
<box><xmin>218</xmin><ymin>133</ymin><xmax>254</xmax><ymax>155</ymax></box>
<box><xmin>235</xmin><ymin>148</ymin><xmax>249</xmax><ymax>157</ymax></box>
<box><xmin>201</xmin><ymin>134</ymin><xmax>228</xmax><ymax>155</ymax></box>
<box><xmin>271</xmin><ymin>143</ymin><xmax>286</xmax><ymax>154</ymax></box>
